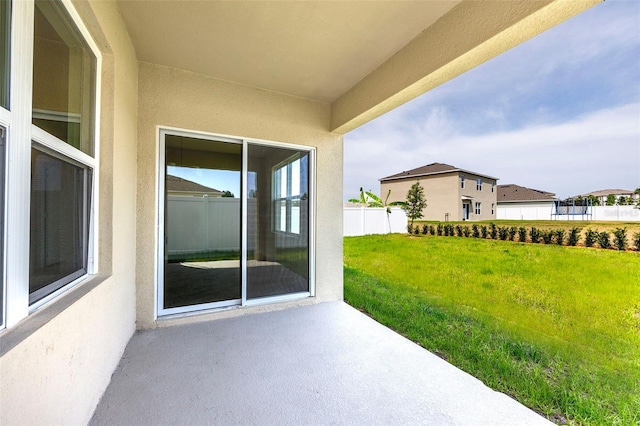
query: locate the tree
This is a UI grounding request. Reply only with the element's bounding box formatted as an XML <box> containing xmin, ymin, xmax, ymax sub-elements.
<box><xmin>221</xmin><ymin>190</ymin><xmax>235</xmax><ymax>198</ymax></box>
<box><xmin>586</xmin><ymin>194</ymin><xmax>600</xmax><ymax>206</ymax></box>
<box><xmin>605</xmin><ymin>194</ymin><xmax>616</xmax><ymax>206</ymax></box>
<box><xmin>348</xmin><ymin>187</ymin><xmax>405</xmax><ymax>233</ymax></box>
<box><xmin>404</xmin><ymin>182</ymin><xmax>427</xmax><ymax>226</ymax></box>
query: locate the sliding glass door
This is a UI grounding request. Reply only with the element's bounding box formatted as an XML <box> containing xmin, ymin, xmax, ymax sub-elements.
<box><xmin>159</xmin><ymin>130</ymin><xmax>313</xmax><ymax>315</ymax></box>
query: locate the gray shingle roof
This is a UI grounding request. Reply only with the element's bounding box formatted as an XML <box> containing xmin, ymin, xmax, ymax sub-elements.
<box><xmin>497</xmin><ymin>184</ymin><xmax>556</xmax><ymax>202</ymax></box>
<box><xmin>380</xmin><ymin>162</ymin><xmax>497</xmax><ymax>181</ymax></box>
<box><xmin>166</xmin><ymin>175</ymin><xmax>222</xmax><ymax>195</ymax></box>
<box><xmin>578</xmin><ymin>189</ymin><xmax>636</xmax><ymax>197</ymax></box>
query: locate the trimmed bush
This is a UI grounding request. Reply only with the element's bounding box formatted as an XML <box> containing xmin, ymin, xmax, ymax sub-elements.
<box><xmin>555</xmin><ymin>229</ymin><xmax>565</xmax><ymax>246</ymax></box>
<box><xmin>462</xmin><ymin>226</ymin><xmax>470</xmax><ymax>237</ymax></box>
<box><xmin>456</xmin><ymin>225</ymin><xmax>463</xmax><ymax>237</ymax></box>
<box><xmin>568</xmin><ymin>227</ymin><xmax>582</xmax><ymax>247</ymax></box>
<box><xmin>585</xmin><ymin>229</ymin><xmax>597</xmax><ymax>248</ymax></box>
<box><xmin>407</xmin><ymin>223</ymin><xmax>413</xmax><ymax>234</ymax></box>
<box><xmin>508</xmin><ymin>227</ymin><xmax>517</xmax><ymax>241</ymax></box>
<box><xmin>498</xmin><ymin>227</ymin><xmax>509</xmax><ymax>240</ymax></box>
<box><xmin>421</xmin><ymin>224</ymin><xmax>429</xmax><ymax>235</ymax></box>
<box><xmin>518</xmin><ymin>227</ymin><xmax>527</xmax><ymax>242</ymax></box>
<box><xmin>613</xmin><ymin>228</ymin><xmax>627</xmax><ymax>251</ymax></box>
<box><xmin>437</xmin><ymin>224</ymin><xmax>443</xmax><ymax>236</ymax></box>
<box><xmin>490</xmin><ymin>223</ymin><xmax>497</xmax><ymax>240</ymax></box>
<box><xmin>530</xmin><ymin>227</ymin><xmax>541</xmax><ymax>244</ymax></box>
<box><xmin>472</xmin><ymin>224</ymin><xmax>480</xmax><ymax>238</ymax></box>
<box><xmin>480</xmin><ymin>225</ymin><xmax>488</xmax><ymax>239</ymax></box>
<box><xmin>414</xmin><ymin>225</ymin><xmax>421</xmax><ymax>235</ymax></box>
<box><xmin>429</xmin><ymin>225</ymin><xmax>436</xmax><ymax>236</ymax></box>
<box><xmin>541</xmin><ymin>230</ymin><xmax>553</xmax><ymax>244</ymax></box>
<box><xmin>597</xmin><ymin>231</ymin><xmax>611</xmax><ymax>249</ymax></box>
<box><xmin>633</xmin><ymin>232</ymin><xmax>640</xmax><ymax>251</ymax></box>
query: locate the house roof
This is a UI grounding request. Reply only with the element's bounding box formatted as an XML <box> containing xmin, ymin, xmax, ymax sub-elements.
<box><xmin>578</xmin><ymin>189</ymin><xmax>636</xmax><ymax>197</ymax></box>
<box><xmin>497</xmin><ymin>184</ymin><xmax>556</xmax><ymax>202</ymax></box>
<box><xmin>380</xmin><ymin>162</ymin><xmax>498</xmax><ymax>182</ymax></box>
<box><xmin>166</xmin><ymin>175</ymin><xmax>223</xmax><ymax>195</ymax></box>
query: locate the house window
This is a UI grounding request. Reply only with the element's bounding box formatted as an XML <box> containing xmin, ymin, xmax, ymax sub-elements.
<box><xmin>475</xmin><ymin>202</ymin><xmax>481</xmax><ymax>215</ymax></box>
<box><xmin>491</xmin><ymin>203</ymin><xmax>494</xmax><ymax>215</ymax></box>
<box><xmin>476</xmin><ymin>178</ymin><xmax>482</xmax><ymax>191</ymax></box>
<box><xmin>273</xmin><ymin>156</ymin><xmax>307</xmax><ymax>235</ymax></box>
<box><xmin>491</xmin><ymin>182</ymin><xmax>495</xmax><ymax>193</ymax></box>
<box><xmin>460</xmin><ymin>175</ymin><xmax>465</xmax><ymax>189</ymax></box>
<box><xmin>2</xmin><ymin>0</ymin><xmax>100</xmax><ymax>328</ymax></box>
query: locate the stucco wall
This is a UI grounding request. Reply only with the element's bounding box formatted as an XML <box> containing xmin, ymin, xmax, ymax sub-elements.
<box><xmin>382</xmin><ymin>173</ymin><xmax>460</xmax><ymax>221</ymax></box>
<box><xmin>0</xmin><ymin>0</ymin><xmax>139</xmax><ymax>424</ymax></box>
<box><xmin>136</xmin><ymin>62</ymin><xmax>343</xmax><ymax>328</ymax></box>
<box><xmin>458</xmin><ymin>173</ymin><xmax>497</xmax><ymax>221</ymax></box>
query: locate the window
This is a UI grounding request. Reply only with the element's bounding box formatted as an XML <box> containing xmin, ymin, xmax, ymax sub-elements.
<box><xmin>491</xmin><ymin>203</ymin><xmax>494</xmax><ymax>215</ymax></box>
<box><xmin>492</xmin><ymin>182</ymin><xmax>495</xmax><ymax>193</ymax></box>
<box><xmin>476</xmin><ymin>178</ymin><xmax>482</xmax><ymax>191</ymax></box>
<box><xmin>460</xmin><ymin>175</ymin><xmax>465</xmax><ymax>189</ymax></box>
<box><xmin>273</xmin><ymin>156</ymin><xmax>307</xmax><ymax>235</ymax></box>
<box><xmin>1</xmin><ymin>0</ymin><xmax>100</xmax><ymax>329</ymax></box>
<box><xmin>475</xmin><ymin>202</ymin><xmax>481</xmax><ymax>215</ymax></box>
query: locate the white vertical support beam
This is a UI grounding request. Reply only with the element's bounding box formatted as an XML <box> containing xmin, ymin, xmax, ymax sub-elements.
<box><xmin>240</xmin><ymin>140</ymin><xmax>248</xmax><ymax>305</ymax></box>
<box><xmin>5</xmin><ymin>0</ymin><xmax>34</xmax><ymax>326</ymax></box>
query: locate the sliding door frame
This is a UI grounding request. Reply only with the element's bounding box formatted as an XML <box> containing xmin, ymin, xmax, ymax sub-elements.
<box><xmin>156</xmin><ymin>126</ymin><xmax>315</xmax><ymax>318</ymax></box>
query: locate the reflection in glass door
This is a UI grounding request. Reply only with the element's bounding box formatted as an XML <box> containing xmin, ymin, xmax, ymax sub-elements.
<box><xmin>163</xmin><ymin>135</ymin><xmax>242</xmax><ymax>310</ymax></box>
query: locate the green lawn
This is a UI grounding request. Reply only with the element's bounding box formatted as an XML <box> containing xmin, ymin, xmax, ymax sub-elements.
<box><xmin>344</xmin><ymin>234</ymin><xmax>640</xmax><ymax>425</ymax></box>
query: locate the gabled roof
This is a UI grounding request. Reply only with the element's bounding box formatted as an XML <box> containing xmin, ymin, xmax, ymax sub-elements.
<box><xmin>497</xmin><ymin>184</ymin><xmax>556</xmax><ymax>202</ymax></box>
<box><xmin>578</xmin><ymin>189</ymin><xmax>636</xmax><ymax>197</ymax></box>
<box><xmin>380</xmin><ymin>162</ymin><xmax>497</xmax><ymax>182</ymax></box>
<box><xmin>166</xmin><ymin>175</ymin><xmax>223</xmax><ymax>195</ymax></box>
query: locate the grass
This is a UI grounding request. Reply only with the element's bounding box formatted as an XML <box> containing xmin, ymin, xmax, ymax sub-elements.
<box><xmin>344</xmin><ymin>234</ymin><xmax>640</xmax><ymax>425</ymax></box>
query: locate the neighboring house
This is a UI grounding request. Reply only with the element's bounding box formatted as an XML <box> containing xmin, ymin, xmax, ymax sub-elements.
<box><xmin>380</xmin><ymin>162</ymin><xmax>498</xmax><ymax>221</ymax></box>
<box><xmin>166</xmin><ymin>175</ymin><xmax>224</xmax><ymax>197</ymax></box>
<box><xmin>496</xmin><ymin>184</ymin><xmax>557</xmax><ymax>220</ymax></box>
<box><xmin>0</xmin><ymin>0</ymin><xmax>599</xmax><ymax>424</ymax></box>
<box><xmin>575</xmin><ymin>189</ymin><xmax>640</xmax><ymax>205</ymax></box>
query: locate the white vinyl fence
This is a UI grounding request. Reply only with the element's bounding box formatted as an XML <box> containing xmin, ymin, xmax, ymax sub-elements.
<box><xmin>344</xmin><ymin>207</ymin><xmax>407</xmax><ymax>236</ymax></box>
<box><xmin>497</xmin><ymin>204</ymin><xmax>640</xmax><ymax>222</ymax></box>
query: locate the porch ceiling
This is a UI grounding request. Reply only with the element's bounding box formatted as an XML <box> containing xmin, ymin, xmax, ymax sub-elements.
<box><xmin>116</xmin><ymin>0</ymin><xmax>601</xmax><ymax>133</ymax></box>
<box><xmin>116</xmin><ymin>0</ymin><xmax>461</xmax><ymax>103</ymax></box>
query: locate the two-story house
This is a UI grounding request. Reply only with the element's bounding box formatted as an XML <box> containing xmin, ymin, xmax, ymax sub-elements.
<box><xmin>380</xmin><ymin>163</ymin><xmax>498</xmax><ymax>221</ymax></box>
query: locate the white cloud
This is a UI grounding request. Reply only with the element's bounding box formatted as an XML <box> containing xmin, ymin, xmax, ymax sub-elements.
<box><xmin>344</xmin><ymin>103</ymin><xmax>640</xmax><ymax>200</ymax></box>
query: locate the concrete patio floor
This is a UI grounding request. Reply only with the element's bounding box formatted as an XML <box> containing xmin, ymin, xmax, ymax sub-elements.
<box><xmin>90</xmin><ymin>301</ymin><xmax>552</xmax><ymax>425</ymax></box>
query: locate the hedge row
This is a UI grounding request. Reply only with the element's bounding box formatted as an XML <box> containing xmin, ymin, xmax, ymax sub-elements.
<box><xmin>406</xmin><ymin>223</ymin><xmax>640</xmax><ymax>252</ymax></box>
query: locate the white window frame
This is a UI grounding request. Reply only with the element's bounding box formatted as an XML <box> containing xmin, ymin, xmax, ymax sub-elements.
<box><xmin>156</xmin><ymin>127</ymin><xmax>316</xmax><ymax>318</ymax></box>
<box><xmin>272</xmin><ymin>153</ymin><xmax>304</xmax><ymax>235</ymax></box>
<box><xmin>491</xmin><ymin>182</ymin><xmax>495</xmax><ymax>193</ymax></box>
<box><xmin>2</xmin><ymin>0</ymin><xmax>101</xmax><ymax>329</ymax></box>
<box><xmin>476</xmin><ymin>178</ymin><xmax>482</xmax><ymax>191</ymax></box>
<box><xmin>460</xmin><ymin>175</ymin><xmax>465</xmax><ymax>189</ymax></box>
<box><xmin>475</xmin><ymin>202</ymin><xmax>481</xmax><ymax>215</ymax></box>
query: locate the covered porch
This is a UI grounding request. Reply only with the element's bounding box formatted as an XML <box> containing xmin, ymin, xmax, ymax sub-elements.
<box><xmin>90</xmin><ymin>302</ymin><xmax>550</xmax><ymax>425</ymax></box>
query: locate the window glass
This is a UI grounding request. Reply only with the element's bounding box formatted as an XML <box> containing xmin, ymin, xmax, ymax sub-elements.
<box><xmin>475</xmin><ymin>202</ymin><xmax>481</xmax><ymax>215</ymax></box>
<box><xmin>29</xmin><ymin>147</ymin><xmax>90</xmax><ymax>304</ymax></box>
<box><xmin>477</xmin><ymin>178</ymin><xmax>482</xmax><ymax>191</ymax></box>
<box><xmin>460</xmin><ymin>175</ymin><xmax>465</xmax><ymax>189</ymax></box>
<box><xmin>247</xmin><ymin>144</ymin><xmax>309</xmax><ymax>300</ymax></box>
<box><xmin>32</xmin><ymin>0</ymin><xmax>96</xmax><ymax>156</ymax></box>
<box><xmin>0</xmin><ymin>0</ymin><xmax>10</xmax><ymax>109</ymax></box>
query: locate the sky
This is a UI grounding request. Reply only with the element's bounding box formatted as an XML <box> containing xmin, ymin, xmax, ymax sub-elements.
<box><xmin>344</xmin><ymin>0</ymin><xmax>640</xmax><ymax>201</ymax></box>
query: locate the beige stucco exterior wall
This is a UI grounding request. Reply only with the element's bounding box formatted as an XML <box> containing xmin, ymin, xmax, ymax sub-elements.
<box><xmin>136</xmin><ymin>63</ymin><xmax>343</xmax><ymax>328</ymax></box>
<box><xmin>0</xmin><ymin>0</ymin><xmax>139</xmax><ymax>424</ymax></box>
<box><xmin>382</xmin><ymin>172</ymin><xmax>497</xmax><ymax>221</ymax></box>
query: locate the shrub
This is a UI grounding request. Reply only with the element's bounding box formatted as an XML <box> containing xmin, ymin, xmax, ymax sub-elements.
<box><xmin>585</xmin><ymin>229</ymin><xmax>597</xmax><ymax>248</ymax></box>
<box><xmin>490</xmin><ymin>223</ymin><xmax>497</xmax><ymax>240</ymax></box>
<box><xmin>480</xmin><ymin>225</ymin><xmax>488</xmax><ymax>239</ymax></box>
<box><xmin>498</xmin><ymin>227</ymin><xmax>509</xmax><ymax>240</ymax></box>
<box><xmin>597</xmin><ymin>231</ymin><xmax>611</xmax><ymax>249</ymax></box>
<box><xmin>541</xmin><ymin>230</ymin><xmax>553</xmax><ymax>244</ymax></box>
<box><xmin>447</xmin><ymin>224</ymin><xmax>455</xmax><ymax>236</ymax></box>
<box><xmin>414</xmin><ymin>225</ymin><xmax>421</xmax><ymax>236</ymax></box>
<box><xmin>407</xmin><ymin>223</ymin><xmax>413</xmax><ymax>234</ymax></box>
<box><xmin>437</xmin><ymin>223</ymin><xmax>443</xmax><ymax>236</ymax></box>
<box><xmin>613</xmin><ymin>228</ymin><xmax>627</xmax><ymax>251</ymax></box>
<box><xmin>429</xmin><ymin>225</ymin><xmax>436</xmax><ymax>236</ymax></box>
<box><xmin>518</xmin><ymin>227</ymin><xmax>527</xmax><ymax>242</ymax></box>
<box><xmin>456</xmin><ymin>225</ymin><xmax>463</xmax><ymax>237</ymax></box>
<box><xmin>421</xmin><ymin>224</ymin><xmax>429</xmax><ymax>235</ymax></box>
<box><xmin>529</xmin><ymin>227</ymin><xmax>541</xmax><ymax>244</ymax></box>
<box><xmin>568</xmin><ymin>227</ymin><xmax>581</xmax><ymax>246</ymax></box>
<box><xmin>555</xmin><ymin>229</ymin><xmax>565</xmax><ymax>246</ymax></box>
<box><xmin>634</xmin><ymin>232</ymin><xmax>640</xmax><ymax>251</ymax></box>
<box><xmin>472</xmin><ymin>224</ymin><xmax>480</xmax><ymax>238</ymax></box>
<box><xmin>508</xmin><ymin>227</ymin><xmax>517</xmax><ymax>241</ymax></box>
<box><xmin>462</xmin><ymin>226</ymin><xmax>470</xmax><ymax>237</ymax></box>
<box><xmin>443</xmin><ymin>224</ymin><xmax>450</xmax><ymax>236</ymax></box>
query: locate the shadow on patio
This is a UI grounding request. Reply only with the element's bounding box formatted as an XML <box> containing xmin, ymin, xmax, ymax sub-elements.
<box><xmin>90</xmin><ymin>301</ymin><xmax>551</xmax><ymax>425</ymax></box>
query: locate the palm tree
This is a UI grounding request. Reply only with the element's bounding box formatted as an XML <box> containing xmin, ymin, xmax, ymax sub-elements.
<box><xmin>349</xmin><ymin>187</ymin><xmax>405</xmax><ymax>233</ymax></box>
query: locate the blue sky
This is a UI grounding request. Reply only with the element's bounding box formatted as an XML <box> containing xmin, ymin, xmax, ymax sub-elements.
<box><xmin>344</xmin><ymin>0</ymin><xmax>640</xmax><ymax>201</ymax></box>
